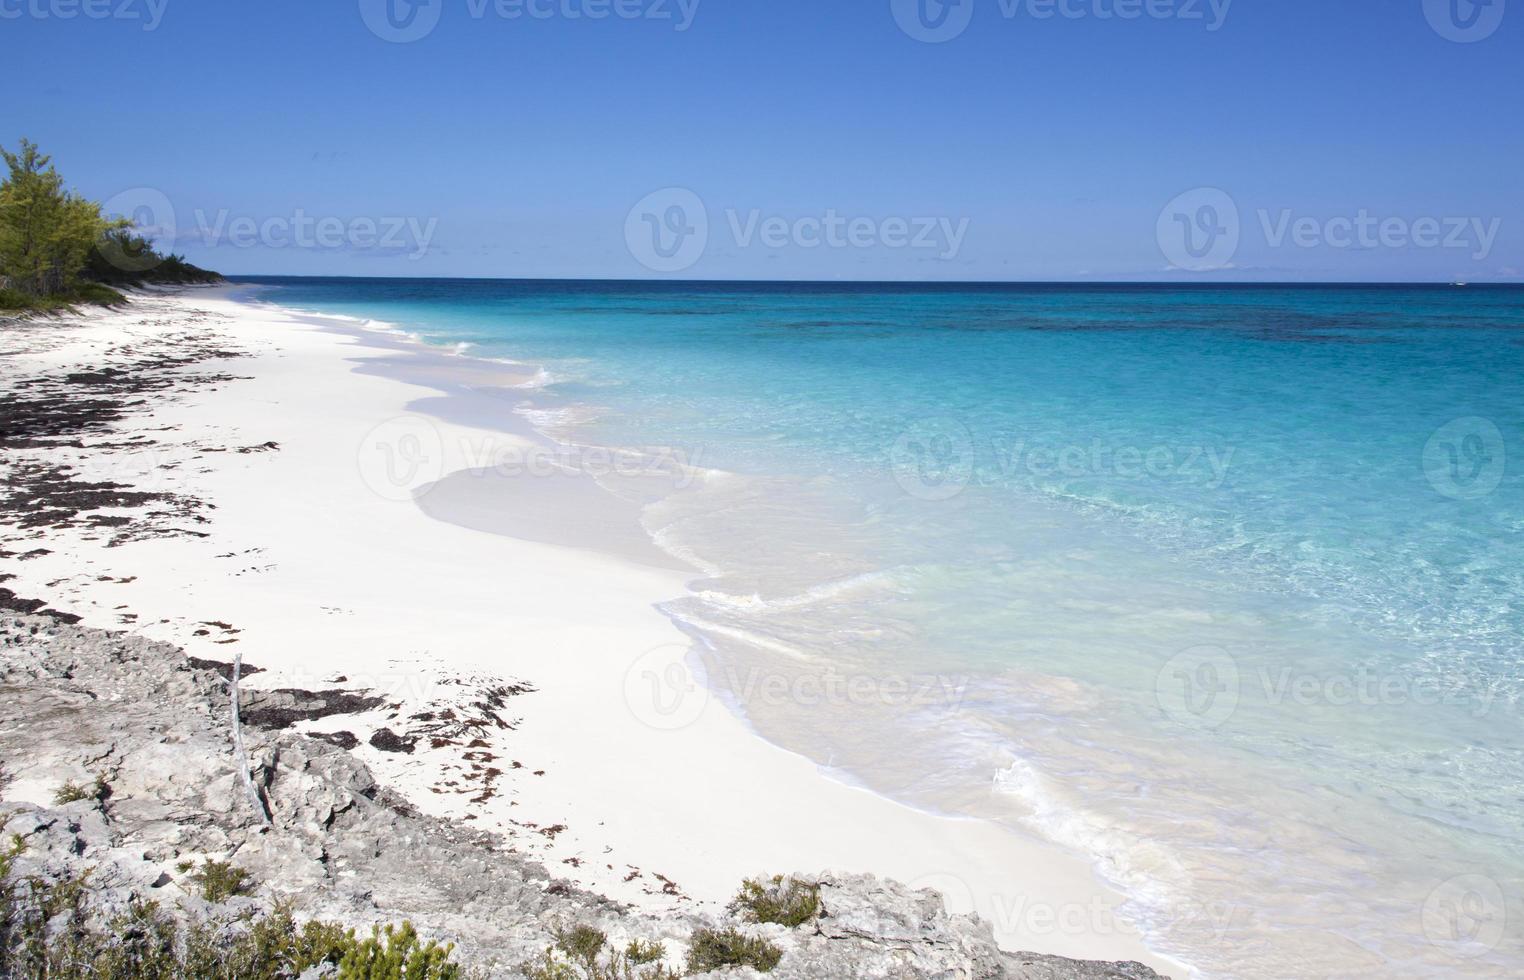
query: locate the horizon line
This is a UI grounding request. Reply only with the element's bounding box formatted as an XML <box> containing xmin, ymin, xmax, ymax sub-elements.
<box><xmin>222</xmin><ymin>275</ymin><xmax>1523</xmax><ymax>288</ymax></box>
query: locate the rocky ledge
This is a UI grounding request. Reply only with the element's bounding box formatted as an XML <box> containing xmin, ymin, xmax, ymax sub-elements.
<box><xmin>0</xmin><ymin>612</ymin><xmax>1167</xmax><ymax>978</ymax></box>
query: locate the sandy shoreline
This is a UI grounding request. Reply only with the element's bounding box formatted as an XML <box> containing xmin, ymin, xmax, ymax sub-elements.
<box><xmin>0</xmin><ymin>285</ymin><xmax>1181</xmax><ymax>975</ymax></box>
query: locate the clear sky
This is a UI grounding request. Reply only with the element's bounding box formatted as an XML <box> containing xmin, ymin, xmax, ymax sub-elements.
<box><xmin>5</xmin><ymin>0</ymin><xmax>1521</xmax><ymax>281</ymax></box>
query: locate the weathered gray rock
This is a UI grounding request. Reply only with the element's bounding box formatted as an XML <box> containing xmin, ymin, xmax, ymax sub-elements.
<box><xmin>0</xmin><ymin>613</ymin><xmax>1168</xmax><ymax>979</ymax></box>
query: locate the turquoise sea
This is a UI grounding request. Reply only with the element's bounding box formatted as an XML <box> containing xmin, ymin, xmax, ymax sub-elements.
<box><xmin>237</xmin><ymin>278</ymin><xmax>1523</xmax><ymax>978</ymax></box>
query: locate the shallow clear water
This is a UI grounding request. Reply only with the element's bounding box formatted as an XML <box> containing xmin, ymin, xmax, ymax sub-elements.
<box><xmin>238</xmin><ymin>278</ymin><xmax>1524</xmax><ymax>978</ymax></box>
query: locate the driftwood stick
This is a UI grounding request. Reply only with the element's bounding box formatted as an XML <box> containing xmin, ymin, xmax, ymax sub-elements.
<box><xmin>230</xmin><ymin>650</ymin><xmax>271</xmax><ymax>827</ymax></box>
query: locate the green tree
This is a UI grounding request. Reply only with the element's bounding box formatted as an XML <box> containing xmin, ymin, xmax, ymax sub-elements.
<box><xmin>0</xmin><ymin>139</ymin><xmax>115</xmax><ymax>297</ymax></box>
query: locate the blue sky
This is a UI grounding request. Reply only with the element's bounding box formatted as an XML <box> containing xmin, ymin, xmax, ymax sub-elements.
<box><xmin>5</xmin><ymin>0</ymin><xmax>1521</xmax><ymax>280</ymax></box>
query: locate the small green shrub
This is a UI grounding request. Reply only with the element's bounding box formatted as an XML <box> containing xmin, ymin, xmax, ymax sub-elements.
<box><xmin>52</xmin><ymin>782</ymin><xmax>87</xmax><ymax>805</ymax></box>
<box><xmin>555</xmin><ymin>924</ymin><xmax>607</xmax><ymax>965</ymax></box>
<box><xmin>72</xmin><ymin>282</ymin><xmax>127</xmax><ymax>306</ymax></box>
<box><xmin>0</xmin><ymin>836</ymin><xmax>22</xmax><ymax>876</ymax></box>
<box><xmin>0</xmin><ymin>835</ymin><xmax>25</xmax><ymax>952</ymax></box>
<box><xmin>180</xmin><ymin>901</ymin><xmax>351</xmax><ymax>977</ymax></box>
<box><xmin>189</xmin><ymin>859</ymin><xmax>251</xmax><ymax>903</ymax></box>
<box><xmin>685</xmin><ymin>928</ymin><xmax>782</xmax><ymax>974</ymax></box>
<box><xmin>0</xmin><ymin>841</ymin><xmax>95</xmax><ymax>977</ymax></box>
<box><xmin>0</xmin><ymin>284</ymin><xmax>126</xmax><ymax>314</ymax></box>
<box><xmin>52</xmin><ymin>775</ymin><xmax>108</xmax><ymax>806</ymax></box>
<box><xmin>625</xmin><ymin>938</ymin><xmax>665</xmax><ymax>965</ymax></box>
<box><xmin>526</xmin><ymin>934</ymin><xmax>678</xmax><ymax>980</ymax></box>
<box><xmin>337</xmin><ymin>921</ymin><xmax>459</xmax><ymax>979</ymax></box>
<box><xmin>525</xmin><ymin>949</ymin><xmax>582</xmax><ymax>980</ymax></box>
<box><xmin>0</xmin><ymin>287</ymin><xmax>32</xmax><ymax>311</ymax></box>
<box><xmin>68</xmin><ymin>897</ymin><xmax>181</xmax><ymax>977</ymax></box>
<box><xmin>728</xmin><ymin>875</ymin><xmax>821</xmax><ymax>928</ymax></box>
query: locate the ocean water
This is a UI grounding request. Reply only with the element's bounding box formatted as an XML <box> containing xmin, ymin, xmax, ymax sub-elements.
<box><xmin>237</xmin><ymin>278</ymin><xmax>1523</xmax><ymax>978</ymax></box>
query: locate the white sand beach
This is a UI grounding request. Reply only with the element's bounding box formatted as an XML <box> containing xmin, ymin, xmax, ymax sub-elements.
<box><xmin>0</xmin><ymin>285</ymin><xmax>1182</xmax><ymax>975</ymax></box>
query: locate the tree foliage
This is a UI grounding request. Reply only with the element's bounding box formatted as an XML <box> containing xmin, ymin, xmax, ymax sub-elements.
<box><xmin>0</xmin><ymin>137</ymin><xmax>219</xmax><ymax>312</ymax></box>
<box><xmin>0</xmin><ymin>139</ymin><xmax>113</xmax><ymax>298</ymax></box>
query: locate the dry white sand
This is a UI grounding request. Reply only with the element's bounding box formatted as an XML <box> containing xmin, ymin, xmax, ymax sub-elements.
<box><xmin>0</xmin><ymin>285</ymin><xmax>1182</xmax><ymax>974</ymax></box>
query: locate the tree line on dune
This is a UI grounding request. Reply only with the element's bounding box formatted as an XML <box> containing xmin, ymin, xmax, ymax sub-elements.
<box><xmin>0</xmin><ymin>139</ymin><xmax>219</xmax><ymax>314</ymax></box>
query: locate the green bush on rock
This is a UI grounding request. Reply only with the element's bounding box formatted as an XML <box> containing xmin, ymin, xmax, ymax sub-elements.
<box><xmin>728</xmin><ymin>875</ymin><xmax>821</xmax><ymax>928</ymax></box>
<box><xmin>187</xmin><ymin>859</ymin><xmax>252</xmax><ymax>904</ymax></box>
<box><xmin>51</xmin><ymin>775</ymin><xmax>109</xmax><ymax>806</ymax></box>
<box><xmin>525</xmin><ymin>926</ymin><xmax>679</xmax><ymax>980</ymax></box>
<box><xmin>685</xmin><ymin>928</ymin><xmax>782</xmax><ymax>975</ymax></box>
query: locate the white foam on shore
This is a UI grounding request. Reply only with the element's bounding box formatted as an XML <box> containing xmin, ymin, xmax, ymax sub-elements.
<box><xmin>658</xmin><ymin>609</ymin><xmax>816</xmax><ymax>662</ymax></box>
<box><xmin>512</xmin><ymin>402</ymin><xmax>603</xmax><ymax>432</ymax></box>
<box><xmin>645</xmin><ymin>523</ymin><xmax>724</xmax><ymax>578</ymax></box>
<box><xmin>689</xmin><ymin>569</ymin><xmax>899</xmax><ymax>614</ymax></box>
<box><xmin>516</xmin><ymin>365</ymin><xmax>558</xmax><ymax>389</ymax></box>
